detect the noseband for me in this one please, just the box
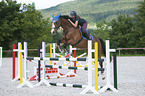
[53,22,60,31]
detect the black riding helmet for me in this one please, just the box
[70,11,77,16]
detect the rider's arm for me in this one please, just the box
[68,19,78,28]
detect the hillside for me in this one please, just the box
[40,0,143,23]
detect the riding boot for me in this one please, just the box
[82,32,85,37]
[84,32,90,40]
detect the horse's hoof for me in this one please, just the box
[102,77,105,80]
[101,72,105,80]
[65,51,69,55]
[60,50,64,54]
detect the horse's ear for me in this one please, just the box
[58,13,61,17]
[52,14,54,18]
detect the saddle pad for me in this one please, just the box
[79,29,93,40]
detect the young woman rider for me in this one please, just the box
[68,11,90,39]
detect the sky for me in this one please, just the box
[1,0,73,10]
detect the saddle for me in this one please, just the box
[79,28,93,40]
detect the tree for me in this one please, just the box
[94,19,111,40]
[109,14,136,48]
[20,3,52,49]
[0,0,52,52]
[134,1,145,47]
[0,0,21,49]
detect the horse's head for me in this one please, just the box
[51,13,61,35]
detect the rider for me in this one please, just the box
[68,11,90,39]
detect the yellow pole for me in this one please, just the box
[50,44,52,65]
[20,44,23,84]
[95,42,98,92]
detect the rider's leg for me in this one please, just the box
[82,23,89,39]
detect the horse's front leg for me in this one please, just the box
[63,43,70,54]
[57,38,66,53]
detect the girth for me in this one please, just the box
[72,37,83,47]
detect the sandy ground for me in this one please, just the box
[0,56,145,96]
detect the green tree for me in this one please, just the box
[20,3,52,49]
[109,15,136,48]
[94,20,111,40]
[134,1,145,47]
[0,0,21,49]
[0,0,52,51]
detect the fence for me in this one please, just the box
[2,48,145,57]
[3,49,38,57]
[117,48,145,56]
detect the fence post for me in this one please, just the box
[113,42,117,89]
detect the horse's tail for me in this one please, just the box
[99,38,106,57]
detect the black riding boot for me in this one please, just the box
[84,32,90,40]
[82,32,85,37]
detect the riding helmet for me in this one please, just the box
[70,11,77,16]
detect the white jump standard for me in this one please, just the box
[99,40,118,92]
[17,42,33,88]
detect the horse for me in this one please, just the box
[51,14,106,79]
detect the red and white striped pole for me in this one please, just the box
[12,44,15,79]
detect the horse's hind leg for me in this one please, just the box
[99,61,105,79]
[98,43,105,80]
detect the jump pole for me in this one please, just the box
[52,43,56,57]
[19,44,23,84]
[38,44,41,82]
[12,44,16,79]
[12,42,22,81]
[74,49,76,73]
[50,44,52,65]
[95,42,98,92]
[69,46,78,74]
[113,42,117,89]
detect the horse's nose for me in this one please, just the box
[51,29,54,34]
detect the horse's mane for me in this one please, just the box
[60,15,72,20]
[60,15,75,27]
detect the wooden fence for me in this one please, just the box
[117,48,145,56]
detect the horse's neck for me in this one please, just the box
[60,18,74,31]
[60,18,81,39]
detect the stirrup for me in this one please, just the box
[84,33,90,40]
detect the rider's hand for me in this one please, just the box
[68,19,71,21]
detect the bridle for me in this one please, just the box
[53,22,60,31]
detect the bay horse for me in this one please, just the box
[51,14,106,79]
